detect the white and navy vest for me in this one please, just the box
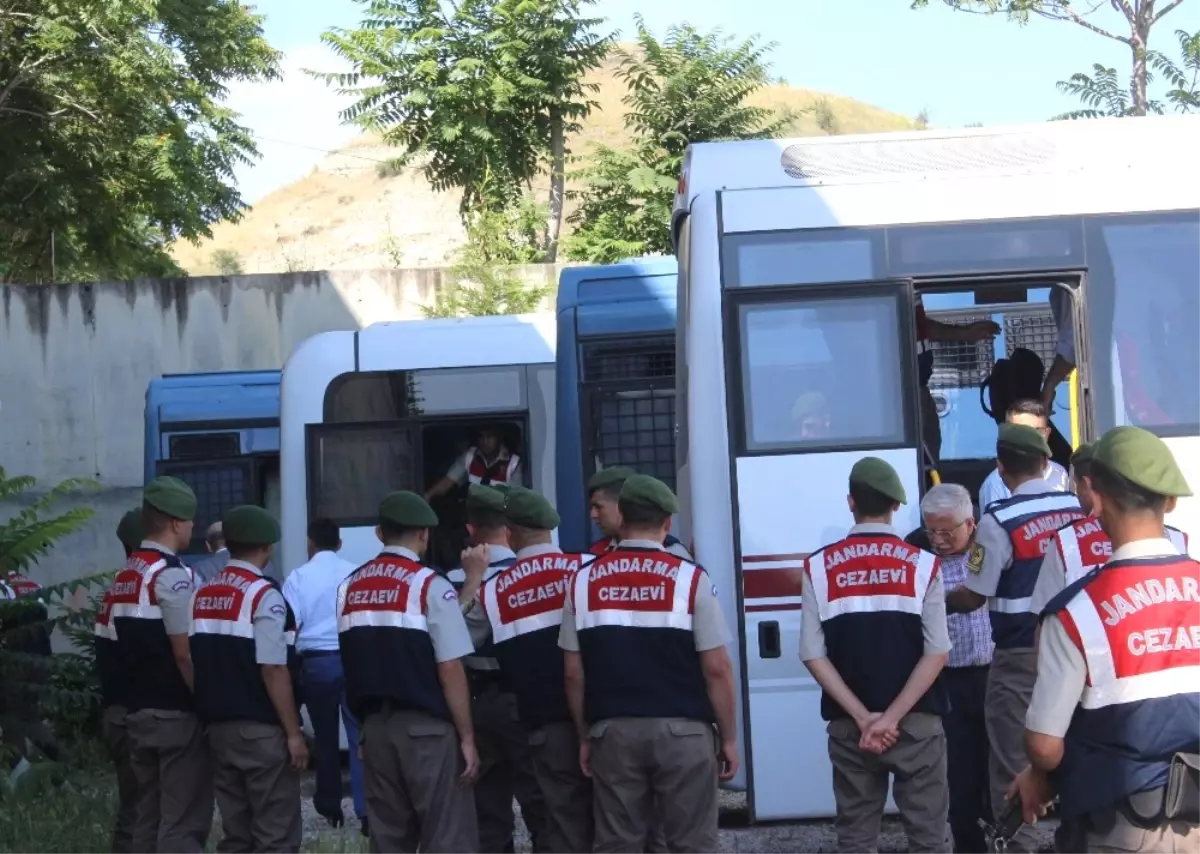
[568,547,712,723]
[190,562,299,725]
[807,533,947,720]
[337,551,449,721]
[109,548,195,713]
[92,581,128,708]
[1054,518,1189,586]
[480,550,592,729]
[989,492,1084,649]
[1047,555,1200,819]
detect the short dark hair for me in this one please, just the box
[308,518,340,551]
[466,506,506,532]
[1071,456,1092,479]
[226,541,265,560]
[1089,460,1168,515]
[1006,398,1048,423]
[997,445,1045,479]
[589,483,623,502]
[849,483,895,517]
[379,519,424,542]
[142,502,176,537]
[617,498,670,529]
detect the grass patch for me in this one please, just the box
[0,763,370,854]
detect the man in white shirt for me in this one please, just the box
[978,399,1070,510]
[282,519,365,835]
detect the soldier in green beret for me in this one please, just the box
[95,508,146,853]
[110,475,214,853]
[1031,439,1192,616]
[945,424,1084,853]
[188,505,306,852]
[452,484,547,853]
[799,457,951,852]
[559,474,736,852]
[585,466,693,562]
[1010,426,1199,851]
[336,491,480,853]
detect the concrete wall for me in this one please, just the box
[0,267,563,589]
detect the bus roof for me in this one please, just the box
[147,370,281,426]
[557,258,678,312]
[674,114,1200,222]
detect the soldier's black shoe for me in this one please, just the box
[360,816,370,838]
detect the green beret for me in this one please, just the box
[791,391,827,421]
[619,474,679,515]
[849,457,907,505]
[144,476,197,521]
[222,505,280,547]
[997,423,1051,458]
[1094,426,1192,498]
[587,466,636,494]
[1070,441,1096,469]
[466,484,507,514]
[116,508,145,550]
[503,487,560,530]
[379,491,439,529]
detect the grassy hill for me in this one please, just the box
[171,57,915,276]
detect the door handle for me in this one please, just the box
[758,620,781,659]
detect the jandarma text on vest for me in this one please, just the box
[1094,575,1199,627]
[590,556,682,579]
[823,540,920,569]
[495,555,581,594]
[1018,511,1085,546]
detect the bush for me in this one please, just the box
[211,249,245,276]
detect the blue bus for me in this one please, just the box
[554,258,680,551]
[144,371,282,556]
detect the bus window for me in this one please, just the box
[736,295,909,452]
[307,424,419,525]
[1089,213,1200,435]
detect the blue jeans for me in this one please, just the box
[301,653,365,821]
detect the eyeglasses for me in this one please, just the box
[924,519,968,539]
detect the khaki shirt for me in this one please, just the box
[965,479,1058,601]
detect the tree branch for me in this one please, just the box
[1107,0,1137,24]
[1151,0,1188,23]
[1035,1,1129,43]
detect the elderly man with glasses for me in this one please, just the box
[920,484,993,853]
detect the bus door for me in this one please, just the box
[727,280,924,820]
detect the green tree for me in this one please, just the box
[0,469,103,772]
[210,249,245,276]
[423,198,553,318]
[0,1,281,284]
[566,16,794,263]
[911,0,1192,116]
[1056,28,1200,117]
[316,0,610,259]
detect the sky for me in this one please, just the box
[225,0,1165,202]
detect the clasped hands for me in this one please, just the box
[856,711,900,755]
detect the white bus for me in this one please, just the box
[672,115,1200,820]
[279,314,557,576]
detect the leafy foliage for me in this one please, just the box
[911,0,1193,116]
[0,0,281,283]
[316,0,611,255]
[211,249,245,276]
[422,197,553,318]
[566,16,794,263]
[0,468,107,777]
[1054,29,1200,118]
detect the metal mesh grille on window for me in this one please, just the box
[317,430,415,522]
[169,433,239,460]
[1004,312,1059,366]
[780,133,1055,181]
[173,464,249,529]
[582,344,675,382]
[590,390,676,490]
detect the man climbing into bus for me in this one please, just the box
[914,294,1000,465]
[586,467,692,560]
[426,425,522,500]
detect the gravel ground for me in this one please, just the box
[299,774,1058,853]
